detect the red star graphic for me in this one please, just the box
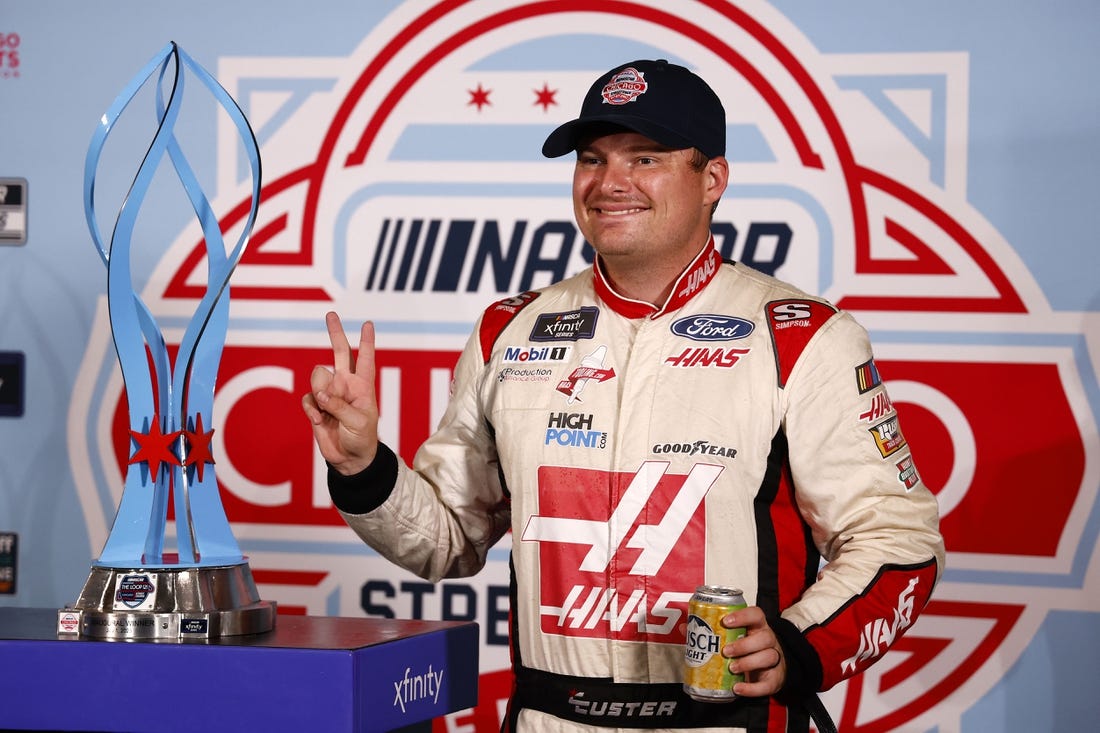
[183,412,216,482]
[129,416,182,481]
[467,83,492,111]
[534,83,558,112]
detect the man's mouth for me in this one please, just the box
[595,206,646,216]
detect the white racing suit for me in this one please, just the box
[329,243,945,732]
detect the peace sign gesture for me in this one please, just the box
[301,311,380,476]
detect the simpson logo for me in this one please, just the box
[531,307,599,342]
[664,347,750,368]
[869,415,907,458]
[769,301,813,323]
[602,67,647,104]
[670,314,754,341]
[492,291,539,315]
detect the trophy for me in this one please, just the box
[58,42,275,639]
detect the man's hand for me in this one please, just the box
[301,312,380,476]
[722,606,787,697]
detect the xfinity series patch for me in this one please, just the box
[670,314,754,341]
[531,307,599,342]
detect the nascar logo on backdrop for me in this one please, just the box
[69,1,1099,731]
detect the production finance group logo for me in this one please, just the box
[70,1,1099,731]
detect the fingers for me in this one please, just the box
[325,311,353,372]
[722,630,778,665]
[304,366,335,424]
[301,392,324,425]
[720,606,787,697]
[309,364,335,393]
[306,312,381,475]
[355,320,376,378]
[313,384,370,432]
[728,641,786,697]
[729,645,782,674]
[325,312,376,386]
[722,605,767,631]
[732,667,784,698]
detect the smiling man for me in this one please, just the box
[303,59,944,733]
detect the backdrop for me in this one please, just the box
[1,1,1098,731]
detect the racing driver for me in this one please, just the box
[303,59,945,732]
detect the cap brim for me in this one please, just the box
[542,115,697,158]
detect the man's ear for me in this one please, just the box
[704,155,730,210]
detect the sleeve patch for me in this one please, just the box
[806,560,939,690]
[766,299,838,388]
[855,359,883,393]
[478,291,540,364]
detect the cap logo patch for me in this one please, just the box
[601,67,648,105]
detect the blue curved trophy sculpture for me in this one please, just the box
[60,42,275,639]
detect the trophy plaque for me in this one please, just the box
[58,42,275,640]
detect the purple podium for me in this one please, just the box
[0,607,479,732]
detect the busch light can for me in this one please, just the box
[683,585,747,702]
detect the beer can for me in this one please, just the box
[683,585,747,702]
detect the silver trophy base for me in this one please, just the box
[58,562,276,640]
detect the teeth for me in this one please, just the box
[599,208,643,216]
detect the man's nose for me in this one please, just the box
[599,160,631,193]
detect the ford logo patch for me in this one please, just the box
[670,314,755,341]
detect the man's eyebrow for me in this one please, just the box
[578,142,678,155]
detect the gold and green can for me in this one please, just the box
[683,585,747,702]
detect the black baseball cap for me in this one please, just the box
[542,59,726,159]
